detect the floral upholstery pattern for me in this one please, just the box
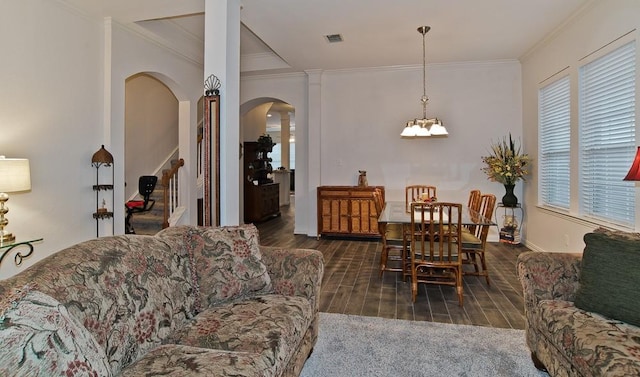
[0,235,196,375]
[0,226,323,376]
[167,295,312,376]
[120,344,274,377]
[259,246,325,314]
[535,300,640,376]
[158,225,272,312]
[518,250,640,377]
[0,288,112,377]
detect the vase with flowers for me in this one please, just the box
[481,134,531,207]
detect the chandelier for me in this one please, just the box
[400,26,448,138]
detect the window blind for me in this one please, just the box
[539,76,570,209]
[579,41,636,226]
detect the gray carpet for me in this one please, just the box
[300,313,550,377]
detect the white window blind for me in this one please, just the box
[539,76,571,209]
[579,41,636,227]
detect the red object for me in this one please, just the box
[126,200,145,209]
[624,146,640,181]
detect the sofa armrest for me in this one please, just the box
[517,251,582,313]
[259,246,324,313]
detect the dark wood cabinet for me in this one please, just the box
[317,186,384,238]
[245,183,280,222]
[244,141,280,222]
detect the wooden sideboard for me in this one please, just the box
[317,186,384,238]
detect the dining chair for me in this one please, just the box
[461,193,496,285]
[408,201,463,306]
[405,185,437,212]
[373,189,405,277]
[465,189,482,233]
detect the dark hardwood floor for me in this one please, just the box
[255,196,531,330]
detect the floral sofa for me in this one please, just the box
[0,224,324,377]
[517,228,640,376]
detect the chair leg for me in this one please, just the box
[456,269,464,307]
[411,269,418,302]
[125,211,135,234]
[379,246,388,278]
[479,252,490,285]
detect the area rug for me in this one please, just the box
[300,313,549,377]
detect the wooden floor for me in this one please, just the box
[255,197,531,330]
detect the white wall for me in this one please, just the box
[0,1,104,278]
[0,1,203,279]
[521,0,640,253]
[242,61,523,238]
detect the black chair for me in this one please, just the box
[125,175,158,234]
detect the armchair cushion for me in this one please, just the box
[574,230,640,327]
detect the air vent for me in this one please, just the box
[325,34,344,43]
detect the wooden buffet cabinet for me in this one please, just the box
[317,186,384,238]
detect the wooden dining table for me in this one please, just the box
[377,201,495,227]
[376,200,496,277]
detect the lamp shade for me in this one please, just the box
[623,146,640,181]
[0,156,31,193]
[91,145,113,165]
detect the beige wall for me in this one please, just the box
[125,74,179,200]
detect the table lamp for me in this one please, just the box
[0,156,31,242]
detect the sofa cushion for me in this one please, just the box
[574,231,640,326]
[0,235,196,375]
[167,294,312,376]
[120,344,274,377]
[186,225,272,310]
[0,286,112,377]
[535,299,640,376]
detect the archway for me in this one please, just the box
[122,71,197,233]
[240,98,296,225]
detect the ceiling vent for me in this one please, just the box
[325,34,344,43]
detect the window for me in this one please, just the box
[539,76,570,209]
[579,41,636,227]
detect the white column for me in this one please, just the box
[305,70,322,237]
[204,0,241,225]
[280,111,290,169]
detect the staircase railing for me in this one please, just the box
[161,158,185,229]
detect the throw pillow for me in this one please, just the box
[574,231,640,327]
[0,287,112,377]
[189,224,272,311]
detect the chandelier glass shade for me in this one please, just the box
[401,26,448,138]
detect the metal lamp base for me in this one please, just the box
[0,231,15,243]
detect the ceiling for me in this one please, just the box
[64,0,594,76]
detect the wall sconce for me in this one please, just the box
[0,156,31,242]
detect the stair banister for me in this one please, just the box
[161,158,185,229]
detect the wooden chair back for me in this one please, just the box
[472,194,496,247]
[466,189,482,232]
[405,185,437,212]
[409,201,463,305]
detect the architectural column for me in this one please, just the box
[280,111,290,169]
[305,69,322,236]
[204,0,241,225]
